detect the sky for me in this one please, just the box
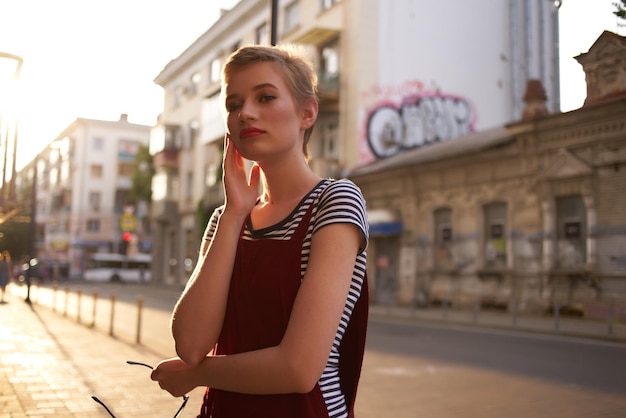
[0,0,623,171]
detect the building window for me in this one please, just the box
[188,119,200,149]
[152,172,167,201]
[434,208,453,270]
[556,195,587,267]
[321,44,339,76]
[484,202,507,269]
[89,191,101,212]
[173,85,184,107]
[205,162,220,187]
[284,2,300,32]
[90,164,103,178]
[188,71,201,96]
[118,162,134,177]
[86,219,100,232]
[210,58,221,84]
[185,171,193,201]
[255,22,268,45]
[321,0,340,11]
[92,137,105,151]
[315,120,338,160]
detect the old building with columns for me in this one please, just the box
[349,31,626,316]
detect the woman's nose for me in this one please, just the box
[238,102,257,122]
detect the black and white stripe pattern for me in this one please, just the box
[205,179,368,418]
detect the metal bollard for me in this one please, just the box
[63,286,69,317]
[472,299,479,323]
[608,300,614,336]
[52,282,58,312]
[77,288,82,324]
[109,293,116,337]
[553,302,560,331]
[136,297,144,345]
[91,290,98,328]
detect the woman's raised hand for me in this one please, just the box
[222,134,261,218]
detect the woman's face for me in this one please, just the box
[224,62,310,163]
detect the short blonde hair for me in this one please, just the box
[222,44,318,158]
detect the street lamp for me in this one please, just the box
[0,52,23,221]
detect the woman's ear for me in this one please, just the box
[300,98,318,130]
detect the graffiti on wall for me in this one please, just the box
[361,80,476,161]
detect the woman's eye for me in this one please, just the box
[226,103,241,112]
[259,94,275,103]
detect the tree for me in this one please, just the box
[615,0,626,21]
[129,144,154,204]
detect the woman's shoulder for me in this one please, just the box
[316,178,366,207]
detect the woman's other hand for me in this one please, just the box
[150,357,200,398]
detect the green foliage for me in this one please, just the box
[0,218,31,262]
[196,198,211,240]
[129,144,154,204]
[615,0,626,20]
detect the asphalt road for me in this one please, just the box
[26,281,626,417]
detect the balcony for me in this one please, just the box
[318,71,339,106]
[153,148,179,170]
[292,27,340,46]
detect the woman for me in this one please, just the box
[0,251,12,303]
[151,44,369,418]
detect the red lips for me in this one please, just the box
[240,127,265,139]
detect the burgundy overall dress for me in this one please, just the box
[199,202,368,418]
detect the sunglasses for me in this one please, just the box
[92,361,189,418]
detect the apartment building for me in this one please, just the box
[23,114,150,279]
[149,0,560,285]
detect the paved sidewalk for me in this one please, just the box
[1,282,624,417]
[0,285,204,417]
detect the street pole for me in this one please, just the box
[270,0,278,45]
[25,155,37,304]
[0,52,23,214]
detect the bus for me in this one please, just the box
[83,253,151,283]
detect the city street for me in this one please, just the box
[5,281,626,417]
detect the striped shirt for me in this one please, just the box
[204,178,368,418]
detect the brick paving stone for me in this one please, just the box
[0,286,202,417]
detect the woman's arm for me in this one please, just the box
[171,136,261,366]
[170,210,245,366]
[153,221,362,395]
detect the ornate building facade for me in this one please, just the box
[349,31,626,316]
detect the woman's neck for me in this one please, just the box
[259,159,321,206]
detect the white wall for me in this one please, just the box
[355,0,559,165]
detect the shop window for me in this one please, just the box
[556,195,587,268]
[484,202,507,269]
